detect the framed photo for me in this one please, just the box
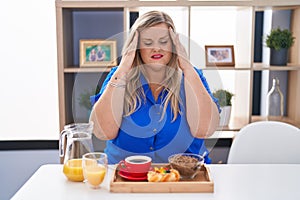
[80,39,117,67]
[205,45,235,67]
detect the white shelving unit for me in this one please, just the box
[55,0,300,131]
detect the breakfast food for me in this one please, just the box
[168,153,203,179]
[147,167,180,182]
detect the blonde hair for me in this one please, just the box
[123,11,182,121]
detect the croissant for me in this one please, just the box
[147,167,180,182]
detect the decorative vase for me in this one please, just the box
[219,106,231,126]
[266,77,284,120]
[270,48,288,66]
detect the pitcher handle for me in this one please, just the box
[59,130,68,157]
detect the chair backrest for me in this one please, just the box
[227,121,300,164]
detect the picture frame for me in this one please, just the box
[205,45,235,67]
[80,39,117,67]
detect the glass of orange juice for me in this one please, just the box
[82,152,108,189]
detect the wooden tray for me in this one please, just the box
[110,164,214,193]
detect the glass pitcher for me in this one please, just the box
[59,122,94,164]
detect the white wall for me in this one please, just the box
[0,0,59,199]
[0,0,59,140]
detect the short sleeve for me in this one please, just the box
[193,67,221,113]
[90,67,118,107]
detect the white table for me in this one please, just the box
[12,164,300,200]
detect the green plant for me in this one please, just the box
[213,89,234,107]
[266,28,295,50]
[78,86,100,110]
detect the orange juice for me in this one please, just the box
[84,166,106,187]
[63,159,84,182]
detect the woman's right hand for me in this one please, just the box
[118,31,139,72]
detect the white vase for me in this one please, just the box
[219,106,231,126]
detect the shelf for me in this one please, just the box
[55,1,254,8]
[251,115,300,128]
[201,66,251,71]
[63,63,300,73]
[64,67,111,73]
[217,117,250,131]
[253,63,300,71]
[216,115,300,132]
[209,131,236,139]
[56,0,300,8]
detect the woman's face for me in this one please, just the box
[139,23,173,68]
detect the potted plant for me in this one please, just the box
[78,89,93,111]
[213,89,234,126]
[266,28,295,66]
[78,86,100,119]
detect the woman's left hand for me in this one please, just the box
[169,27,193,71]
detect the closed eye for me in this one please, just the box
[144,42,152,46]
[159,38,170,45]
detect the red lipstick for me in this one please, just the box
[151,54,163,59]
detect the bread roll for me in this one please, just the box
[147,167,180,182]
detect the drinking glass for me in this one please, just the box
[82,152,108,189]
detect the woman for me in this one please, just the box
[90,11,220,164]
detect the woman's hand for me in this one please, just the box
[119,31,139,72]
[169,28,193,71]
[90,32,140,141]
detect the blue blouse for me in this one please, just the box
[91,67,220,164]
